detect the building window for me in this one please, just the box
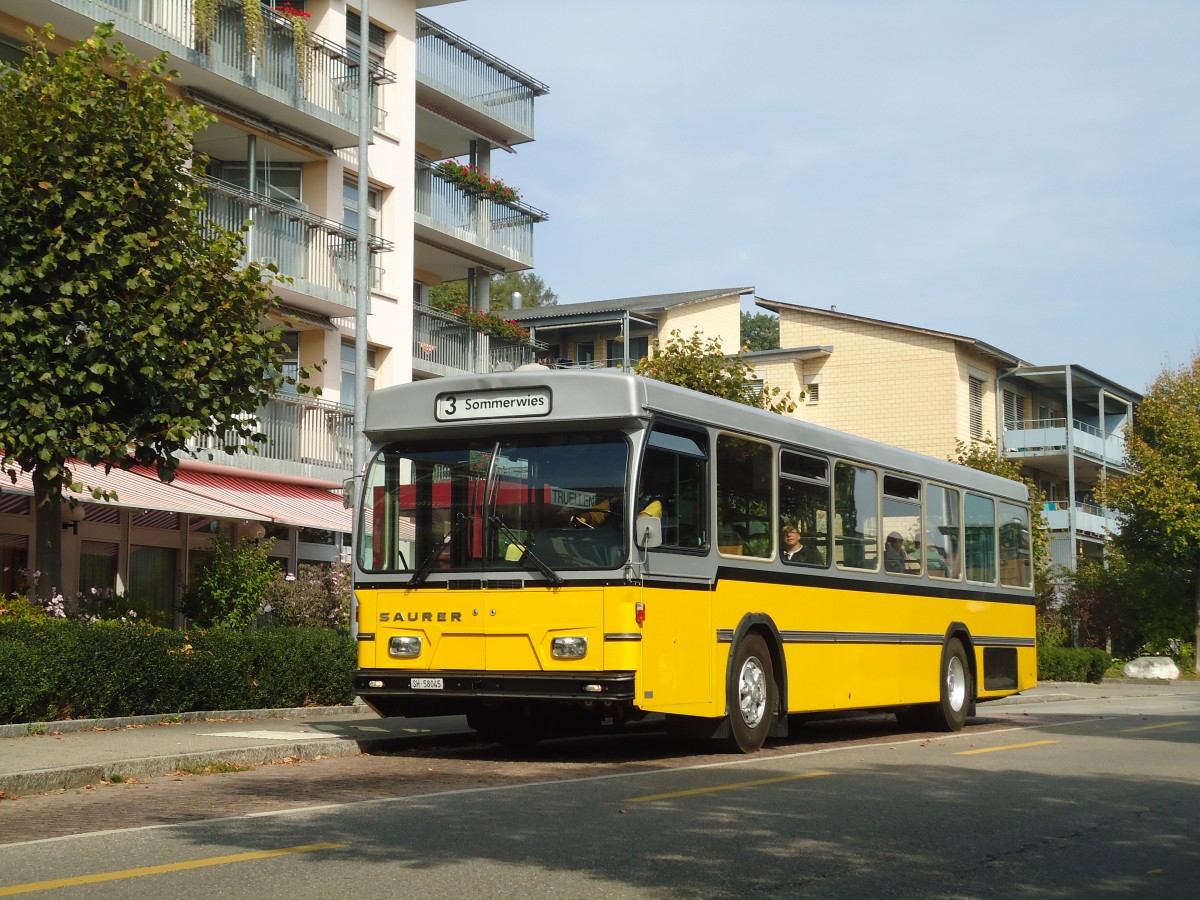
[346,9,388,128]
[79,540,119,596]
[577,341,594,367]
[130,546,179,626]
[0,534,30,598]
[1002,390,1025,429]
[969,375,985,439]
[606,336,648,367]
[0,34,26,70]
[341,340,377,410]
[342,176,381,238]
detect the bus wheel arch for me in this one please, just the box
[927,626,975,732]
[724,616,787,752]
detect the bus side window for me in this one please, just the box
[638,423,709,550]
[834,461,879,570]
[964,493,997,584]
[716,434,774,559]
[780,449,830,566]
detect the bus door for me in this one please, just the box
[633,423,715,714]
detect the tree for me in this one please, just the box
[740,311,779,352]
[634,329,796,415]
[0,26,294,597]
[952,436,1053,609]
[428,271,558,313]
[1105,352,1200,671]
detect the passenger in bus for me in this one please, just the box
[884,532,911,573]
[781,523,822,564]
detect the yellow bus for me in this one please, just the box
[353,369,1036,752]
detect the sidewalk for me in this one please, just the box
[1,680,1194,797]
[0,705,474,797]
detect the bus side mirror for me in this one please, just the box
[635,515,662,549]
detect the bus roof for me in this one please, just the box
[365,369,1028,503]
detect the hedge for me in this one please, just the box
[0,620,355,724]
[1037,646,1112,684]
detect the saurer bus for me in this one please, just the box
[352,369,1036,752]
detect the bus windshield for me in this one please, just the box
[359,431,630,577]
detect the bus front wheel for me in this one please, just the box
[926,637,971,732]
[725,634,775,753]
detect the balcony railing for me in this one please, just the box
[1003,418,1126,467]
[1042,501,1118,538]
[80,0,385,129]
[414,158,546,268]
[416,13,548,139]
[198,176,390,310]
[187,391,353,475]
[414,306,546,376]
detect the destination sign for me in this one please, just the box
[435,387,552,422]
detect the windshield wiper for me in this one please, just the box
[408,513,472,588]
[489,514,564,586]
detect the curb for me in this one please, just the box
[0,705,372,740]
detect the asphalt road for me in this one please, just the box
[1,685,1198,898]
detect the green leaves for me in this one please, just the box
[1,25,286,493]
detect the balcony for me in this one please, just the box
[1003,419,1126,469]
[414,158,546,280]
[198,176,390,316]
[415,13,548,156]
[187,391,353,483]
[413,306,546,377]
[24,0,392,148]
[1042,501,1118,539]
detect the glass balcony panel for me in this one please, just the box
[413,306,545,376]
[66,0,361,137]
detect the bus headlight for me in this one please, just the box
[551,636,588,659]
[389,635,422,658]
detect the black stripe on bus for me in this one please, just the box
[715,629,1035,648]
[704,565,1036,606]
[604,633,643,642]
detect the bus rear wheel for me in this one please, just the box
[926,637,971,732]
[725,634,775,753]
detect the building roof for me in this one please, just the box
[507,286,754,322]
[754,297,1026,369]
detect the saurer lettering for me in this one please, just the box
[379,611,463,623]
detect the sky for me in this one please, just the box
[429,0,1200,394]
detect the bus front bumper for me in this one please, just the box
[355,669,636,703]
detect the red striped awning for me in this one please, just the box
[157,470,351,534]
[1,464,268,522]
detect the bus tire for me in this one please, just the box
[725,633,775,753]
[926,637,971,732]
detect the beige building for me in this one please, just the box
[752,300,1140,570]
[506,287,750,369]
[1,1,546,616]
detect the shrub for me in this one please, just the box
[1038,646,1112,683]
[0,619,355,723]
[182,530,277,629]
[264,559,351,631]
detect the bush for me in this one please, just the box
[182,531,278,629]
[264,560,351,631]
[1038,646,1112,684]
[0,619,355,723]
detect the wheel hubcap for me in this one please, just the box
[946,655,966,712]
[738,656,767,728]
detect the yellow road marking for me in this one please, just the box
[955,740,1059,755]
[628,770,834,803]
[1123,721,1187,733]
[0,842,344,896]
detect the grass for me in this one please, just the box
[173,760,252,776]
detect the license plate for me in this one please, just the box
[410,678,443,690]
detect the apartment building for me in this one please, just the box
[751,300,1139,571]
[0,1,547,618]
